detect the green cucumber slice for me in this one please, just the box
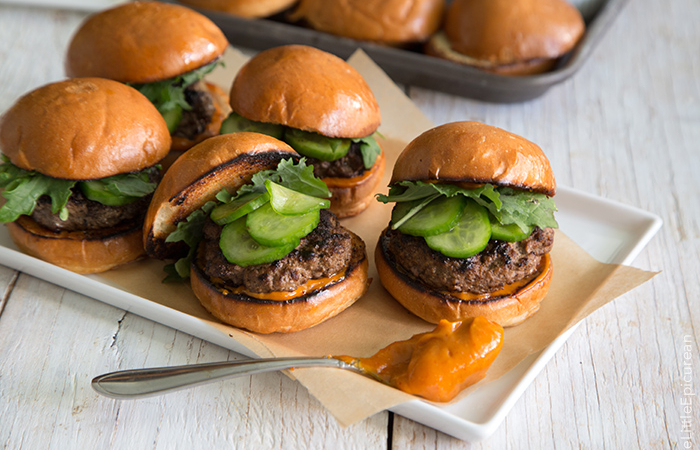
[425,200,491,258]
[219,217,297,267]
[246,203,319,247]
[490,217,533,242]
[284,128,351,161]
[266,180,329,215]
[397,195,467,237]
[79,180,139,206]
[210,191,270,225]
[220,111,285,139]
[161,105,183,133]
[391,194,439,230]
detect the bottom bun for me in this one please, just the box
[375,234,553,327]
[324,150,386,218]
[7,216,145,274]
[425,32,557,76]
[191,231,370,334]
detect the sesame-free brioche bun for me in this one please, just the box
[290,0,445,45]
[65,1,228,84]
[229,45,381,139]
[391,121,556,196]
[376,244,552,327]
[179,0,298,18]
[427,0,585,75]
[143,132,299,260]
[0,78,171,180]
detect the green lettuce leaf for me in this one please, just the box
[356,134,382,170]
[377,181,558,231]
[163,201,217,281]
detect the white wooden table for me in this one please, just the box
[0,1,698,448]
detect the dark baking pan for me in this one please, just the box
[173,0,628,103]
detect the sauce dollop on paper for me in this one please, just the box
[338,317,504,402]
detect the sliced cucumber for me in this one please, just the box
[266,180,329,215]
[397,195,467,237]
[79,180,139,206]
[210,191,270,225]
[220,111,285,139]
[391,194,439,230]
[284,128,351,161]
[219,217,297,267]
[425,200,491,258]
[161,105,183,133]
[490,217,533,242]
[246,203,319,247]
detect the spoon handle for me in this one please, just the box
[92,357,356,399]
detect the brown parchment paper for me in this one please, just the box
[99,48,657,427]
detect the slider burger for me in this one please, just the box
[375,122,558,327]
[178,0,299,18]
[65,1,230,160]
[143,132,370,333]
[220,45,385,218]
[0,78,171,273]
[289,0,445,46]
[426,0,585,75]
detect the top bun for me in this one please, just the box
[444,0,584,67]
[290,0,445,45]
[178,0,298,18]
[143,132,298,259]
[391,121,556,195]
[229,45,380,138]
[0,78,171,180]
[65,1,229,84]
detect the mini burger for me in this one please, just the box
[289,0,445,46]
[426,0,585,75]
[0,78,171,273]
[65,1,230,158]
[143,132,369,333]
[220,45,385,218]
[375,121,558,327]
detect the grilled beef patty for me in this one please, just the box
[31,189,151,232]
[173,81,216,140]
[380,226,554,294]
[307,141,366,179]
[197,209,358,293]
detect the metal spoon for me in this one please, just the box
[92,357,362,399]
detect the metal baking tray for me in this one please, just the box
[173,0,628,103]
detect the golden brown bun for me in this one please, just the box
[290,0,445,45]
[143,132,298,259]
[65,1,228,84]
[0,78,171,180]
[8,217,145,274]
[179,0,298,18]
[376,238,553,327]
[323,148,385,218]
[426,32,557,76]
[162,81,232,167]
[191,231,370,333]
[229,45,380,139]
[391,121,556,195]
[435,0,584,73]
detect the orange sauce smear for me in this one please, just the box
[222,271,345,301]
[337,317,504,402]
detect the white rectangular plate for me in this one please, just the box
[0,185,662,442]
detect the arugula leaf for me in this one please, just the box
[79,167,159,204]
[163,201,216,281]
[131,60,221,131]
[0,162,75,223]
[377,181,558,231]
[356,134,382,170]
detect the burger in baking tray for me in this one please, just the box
[427,0,586,75]
[143,132,369,333]
[0,78,171,273]
[375,121,558,327]
[65,1,230,160]
[219,45,385,218]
